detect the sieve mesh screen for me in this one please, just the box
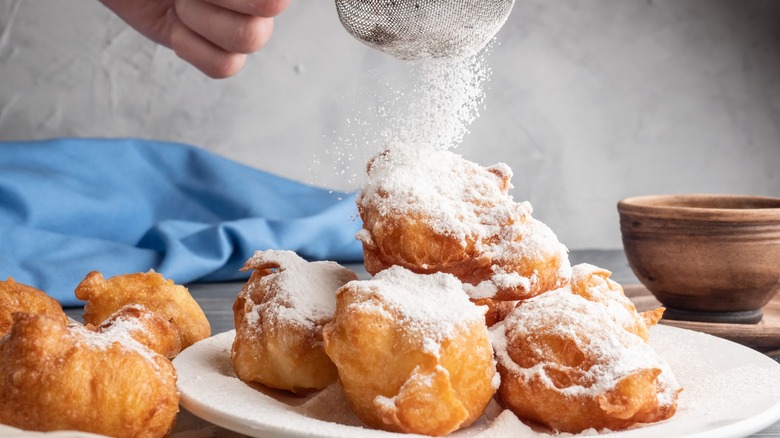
[335,0,515,60]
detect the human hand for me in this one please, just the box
[99,0,291,78]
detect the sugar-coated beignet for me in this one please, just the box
[75,270,210,350]
[232,250,358,393]
[491,286,680,433]
[569,263,663,342]
[471,297,518,327]
[357,145,570,301]
[91,304,184,359]
[0,277,67,336]
[0,313,179,438]
[323,266,497,436]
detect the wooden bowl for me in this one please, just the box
[618,194,780,324]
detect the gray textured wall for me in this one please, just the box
[1,0,779,249]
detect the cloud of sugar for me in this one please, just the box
[314,46,492,189]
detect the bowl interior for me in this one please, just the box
[618,194,780,221]
[625,194,780,210]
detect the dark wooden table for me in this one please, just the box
[65,249,780,437]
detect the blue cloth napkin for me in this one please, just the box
[0,138,364,306]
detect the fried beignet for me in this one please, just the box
[357,145,570,301]
[0,313,179,438]
[323,266,497,436]
[75,270,210,350]
[492,287,680,433]
[471,297,518,327]
[92,304,183,359]
[0,277,67,336]
[232,250,358,394]
[569,263,664,342]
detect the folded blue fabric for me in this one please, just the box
[0,138,364,306]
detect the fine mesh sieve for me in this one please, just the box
[335,0,516,60]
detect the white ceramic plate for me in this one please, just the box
[173,326,780,438]
[0,425,106,438]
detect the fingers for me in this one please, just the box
[202,0,292,17]
[175,0,274,54]
[170,0,288,78]
[167,7,249,78]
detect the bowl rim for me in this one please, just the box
[617,194,780,222]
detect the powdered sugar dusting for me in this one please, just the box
[489,218,568,266]
[71,312,161,369]
[342,266,486,345]
[358,145,529,243]
[570,263,648,336]
[463,281,500,300]
[491,288,680,405]
[240,250,357,335]
[357,144,569,299]
[648,326,780,417]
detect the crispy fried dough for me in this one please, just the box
[323,266,497,436]
[232,250,357,394]
[0,277,67,336]
[491,268,680,433]
[357,146,570,301]
[75,270,209,350]
[0,313,179,438]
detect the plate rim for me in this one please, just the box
[173,326,780,438]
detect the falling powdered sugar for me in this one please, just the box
[381,53,492,151]
[315,49,492,188]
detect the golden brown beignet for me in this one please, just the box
[91,303,183,359]
[0,313,179,438]
[323,266,497,436]
[0,277,67,336]
[569,263,664,342]
[75,270,210,350]
[471,297,518,327]
[232,250,357,393]
[357,145,570,301]
[491,281,680,433]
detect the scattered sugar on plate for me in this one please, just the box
[172,325,780,437]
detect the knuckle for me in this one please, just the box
[231,18,271,53]
[174,0,192,19]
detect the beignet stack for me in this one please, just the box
[230,144,681,436]
[356,145,571,302]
